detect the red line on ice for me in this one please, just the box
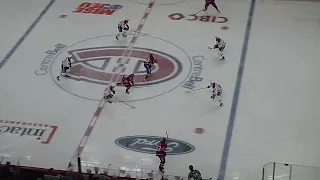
[69,0,156,165]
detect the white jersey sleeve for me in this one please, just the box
[62,58,71,68]
[118,21,127,29]
[217,39,226,48]
[213,84,222,96]
[105,87,115,96]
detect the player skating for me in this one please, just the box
[207,82,223,107]
[121,74,134,94]
[56,55,72,81]
[188,165,202,180]
[144,54,157,81]
[104,84,116,103]
[203,0,220,12]
[212,37,226,60]
[116,19,129,40]
[156,138,167,173]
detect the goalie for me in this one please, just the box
[116,19,129,40]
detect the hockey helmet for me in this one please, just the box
[189,165,194,171]
[162,137,166,142]
[67,54,73,61]
[124,19,129,24]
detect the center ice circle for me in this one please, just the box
[49,34,192,102]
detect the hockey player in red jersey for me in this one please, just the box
[204,0,220,12]
[122,74,134,94]
[156,138,167,173]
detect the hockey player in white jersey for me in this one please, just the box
[56,55,72,81]
[104,84,116,103]
[213,37,226,60]
[116,19,129,40]
[207,82,223,107]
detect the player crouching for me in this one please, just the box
[56,55,72,81]
[156,138,167,173]
[144,54,157,81]
[207,82,223,107]
[122,74,134,94]
[211,37,226,60]
[104,84,116,103]
[116,19,129,40]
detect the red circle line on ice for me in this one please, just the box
[49,35,193,102]
[68,46,182,86]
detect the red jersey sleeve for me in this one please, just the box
[156,142,167,156]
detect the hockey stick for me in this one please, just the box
[185,87,207,93]
[208,45,214,49]
[115,98,136,109]
[192,8,205,15]
[129,30,150,36]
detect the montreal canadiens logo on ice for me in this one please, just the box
[115,135,195,155]
[67,46,182,86]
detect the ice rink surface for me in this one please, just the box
[0,0,320,179]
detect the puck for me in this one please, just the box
[59,14,68,18]
[221,26,229,30]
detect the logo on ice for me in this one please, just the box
[68,46,182,86]
[0,120,58,144]
[115,135,195,155]
[73,2,123,16]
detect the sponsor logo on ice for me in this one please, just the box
[73,2,123,16]
[67,46,182,86]
[115,135,195,155]
[0,120,58,144]
[35,44,66,76]
[168,12,228,24]
[182,55,205,90]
